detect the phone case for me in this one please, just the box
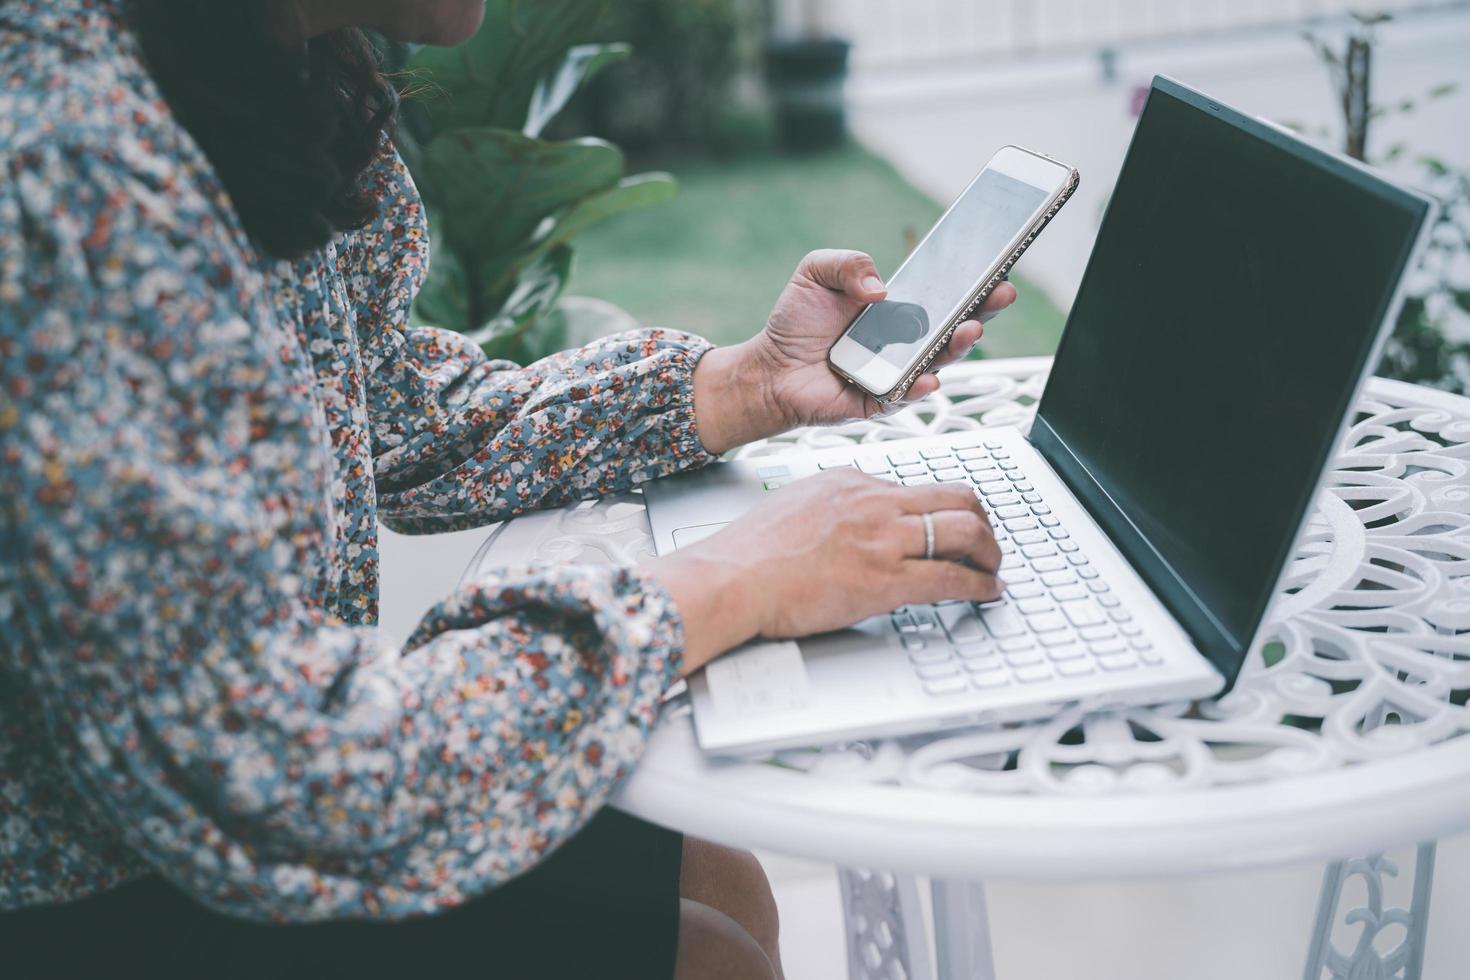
[831,164,1081,404]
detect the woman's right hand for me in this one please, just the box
[647,469,1005,675]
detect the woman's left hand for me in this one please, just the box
[693,249,1018,454]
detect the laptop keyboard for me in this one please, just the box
[819,438,1166,697]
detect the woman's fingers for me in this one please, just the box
[928,320,985,371]
[978,280,1018,322]
[895,482,991,523]
[904,510,1002,572]
[797,249,887,302]
[899,558,1005,605]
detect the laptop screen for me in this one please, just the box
[1031,77,1429,686]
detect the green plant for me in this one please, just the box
[561,0,749,156]
[1302,13,1470,393]
[379,1,678,361]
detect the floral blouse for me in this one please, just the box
[0,0,716,920]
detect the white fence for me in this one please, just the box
[772,0,1469,67]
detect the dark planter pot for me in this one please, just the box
[764,38,851,152]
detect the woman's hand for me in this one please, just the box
[647,470,1004,674]
[693,250,1018,454]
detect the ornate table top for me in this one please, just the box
[465,357,1470,879]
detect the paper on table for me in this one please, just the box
[705,640,811,717]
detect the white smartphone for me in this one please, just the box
[828,145,1079,402]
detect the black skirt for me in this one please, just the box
[2,807,683,980]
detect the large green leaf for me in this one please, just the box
[408,0,610,134]
[420,128,624,264]
[524,43,630,138]
[468,245,574,353]
[496,172,677,293]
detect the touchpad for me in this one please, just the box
[672,522,730,549]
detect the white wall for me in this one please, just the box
[775,0,1465,65]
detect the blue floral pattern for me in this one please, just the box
[0,0,715,920]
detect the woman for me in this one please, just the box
[0,0,1011,976]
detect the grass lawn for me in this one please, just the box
[566,142,1066,359]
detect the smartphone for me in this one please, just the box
[828,145,1079,402]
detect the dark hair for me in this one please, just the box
[133,2,398,260]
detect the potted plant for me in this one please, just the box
[378,0,678,363]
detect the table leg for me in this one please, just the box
[1301,842,1437,980]
[838,868,934,980]
[931,878,998,980]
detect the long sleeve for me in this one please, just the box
[344,153,719,534]
[0,141,685,919]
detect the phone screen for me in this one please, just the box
[847,169,1051,368]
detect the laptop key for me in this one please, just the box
[1079,625,1115,641]
[1088,639,1127,655]
[900,634,926,651]
[1013,530,1047,545]
[1032,557,1067,572]
[1015,597,1054,615]
[1026,612,1068,633]
[1005,582,1045,599]
[1052,585,1088,602]
[1045,642,1087,661]
[1014,664,1055,683]
[857,456,891,474]
[1003,517,1038,532]
[895,463,926,477]
[1057,660,1096,677]
[1120,623,1143,636]
[1097,654,1138,672]
[817,460,853,470]
[908,648,955,666]
[987,493,1021,507]
[1108,608,1132,622]
[956,447,988,461]
[1004,649,1044,667]
[979,604,1027,638]
[1040,570,1077,588]
[940,607,986,643]
[999,636,1035,652]
[977,480,1011,495]
[1039,516,1061,527]
[964,656,1005,673]
[888,449,921,466]
[924,678,970,696]
[1013,482,1035,492]
[935,468,967,482]
[994,505,1029,520]
[917,663,962,680]
[1031,504,1052,515]
[971,672,1010,690]
[1021,492,1043,503]
[1062,602,1106,628]
[1130,638,1154,651]
[902,475,937,487]
[920,446,952,459]
[1020,544,1058,560]
[1087,580,1110,593]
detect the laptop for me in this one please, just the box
[644,76,1434,756]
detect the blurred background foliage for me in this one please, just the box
[384,0,1465,393]
[1303,12,1470,393]
[382,0,1061,368]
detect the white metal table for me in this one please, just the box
[463,357,1470,980]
